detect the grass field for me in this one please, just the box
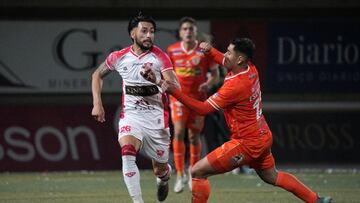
[1,169,359,203]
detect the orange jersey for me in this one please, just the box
[207,62,270,140]
[167,41,216,100]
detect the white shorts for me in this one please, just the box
[118,123,170,163]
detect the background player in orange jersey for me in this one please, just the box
[141,38,331,203]
[166,17,219,193]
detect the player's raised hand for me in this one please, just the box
[198,82,209,93]
[161,80,178,94]
[140,64,157,83]
[199,42,212,53]
[91,104,105,123]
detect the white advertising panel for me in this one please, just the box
[0,21,210,93]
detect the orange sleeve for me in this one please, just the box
[172,89,216,116]
[207,47,225,66]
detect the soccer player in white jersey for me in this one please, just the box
[91,13,179,203]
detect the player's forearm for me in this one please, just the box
[208,48,225,66]
[206,73,219,87]
[205,66,220,88]
[162,69,181,90]
[171,89,215,116]
[91,71,104,106]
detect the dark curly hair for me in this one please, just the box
[127,12,156,35]
[231,38,255,59]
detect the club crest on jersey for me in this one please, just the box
[191,56,200,66]
[156,149,165,158]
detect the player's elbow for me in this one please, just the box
[92,69,101,81]
[193,104,213,116]
[197,110,209,116]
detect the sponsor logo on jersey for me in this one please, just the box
[175,67,201,77]
[134,99,156,111]
[125,85,159,96]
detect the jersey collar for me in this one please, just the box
[225,65,250,81]
[130,46,151,59]
[180,41,198,55]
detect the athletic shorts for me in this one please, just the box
[170,97,204,133]
[207,131,275,172]
[118,123,170,164]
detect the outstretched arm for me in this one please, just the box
[91,62,112,122]
[140,65,180,89]
[199,42,225,66]
[161,81,216,116]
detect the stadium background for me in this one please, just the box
[1,0,360,172]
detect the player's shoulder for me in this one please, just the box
[109,46,132,59]
[150,45,167,55]
[167,42,182,52]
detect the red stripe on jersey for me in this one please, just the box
[161,93,170,128]
[120,82,125,119]
[152,46,173,71]
[105,46,131,70]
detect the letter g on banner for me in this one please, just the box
[54,28,102,71]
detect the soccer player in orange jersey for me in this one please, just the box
[166,17,219,193]
[141,38,331,203]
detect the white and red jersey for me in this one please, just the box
[105,45,173,130]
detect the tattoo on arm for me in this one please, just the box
[98,64,112,78]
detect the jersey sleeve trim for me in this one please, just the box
[105,59,114,70]
[161,67,174,72]
[207,97,221,110]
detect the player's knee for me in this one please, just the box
[174,126,186,139]
[188,134,200,145]
[153,167,164,176]
[191,164,206,178]
[257,170,277,185]
[174,131,185,140]
[121,144,137,157]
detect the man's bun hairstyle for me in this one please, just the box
[128,11,156,35]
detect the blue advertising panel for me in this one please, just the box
[267,22,360,93]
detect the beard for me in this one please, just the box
[135,37,153,51]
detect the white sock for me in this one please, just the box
[122,155,143,203]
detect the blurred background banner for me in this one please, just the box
[268,111,359,163]
[0,105,152,171]
[211,20,360,93]
[0,21,209,93]
[267,22,360,93]
[1,106,358,171]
